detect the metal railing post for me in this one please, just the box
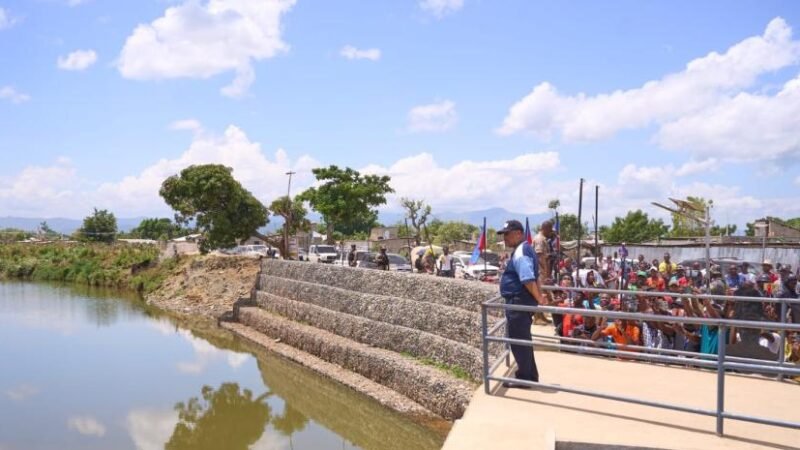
[716,324,727,436]
[481,302,490,394]
[778,300,788,382]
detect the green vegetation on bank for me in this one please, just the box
[0,243,176,294]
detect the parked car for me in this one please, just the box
[358,252,412,272]
[452,252,500,279]
[678,258,759,277]
[307,244,339,263]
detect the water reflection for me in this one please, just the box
[0,282,446,450]
[166,383,272,450]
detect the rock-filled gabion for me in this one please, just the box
[260,259,498,313]
[255,291,484,380]
[258,274,487,348]
[238,307,473,420]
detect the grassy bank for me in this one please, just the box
[0,242,177,294]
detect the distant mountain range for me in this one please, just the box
[1,208,551,235]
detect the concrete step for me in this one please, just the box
[257,274,491,349]
[235,306,475,420]
[254,290,483,380]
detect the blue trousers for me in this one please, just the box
[505,294,539,382]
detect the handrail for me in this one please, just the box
[481,287,800,438]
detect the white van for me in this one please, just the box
[308,244,339,263]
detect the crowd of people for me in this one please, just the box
[532,244,800,368]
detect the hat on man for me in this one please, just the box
[763,259,773,266]
[779,265,791,273]
[497,220,524,234]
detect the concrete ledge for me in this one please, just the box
[237,306,474,420]
[257,274,490,349]
[254,290,484,380]
[261,259,497,312]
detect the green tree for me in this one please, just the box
[557,213,588,242]
[159,164,269,253]
[38,221,59,238]
[400,197,432,246]
[745,222,756,237]
[670,196,712,237]
[433,221,478,245]
[130,217,191,240]
[166,383,271,450]
[269,195,310,256]
[601,210,669,243]
[547,199,560,211]
[710,224,737,236]
[298,166,393,243]
[78,208,117,243]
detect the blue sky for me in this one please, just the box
[1,0,799,230]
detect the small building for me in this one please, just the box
[370,226,400,241]
[753,217,800,239]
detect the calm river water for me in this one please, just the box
[0,282,445,450]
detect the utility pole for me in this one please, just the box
[576,178,584,287]
[594,185,599,268]
[285,171,296,259]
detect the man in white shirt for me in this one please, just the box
[437,246,455,277]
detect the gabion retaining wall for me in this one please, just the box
[257,275,487,348]
[255,291,483,379]
[239,307,473,420]
[260,259,497,312]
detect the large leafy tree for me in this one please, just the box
[400,197,432,246]
[433,221,478,245]
[78,208,117,243]
[298,166,393,243]
[602,210,669,243]
[166,383,271,450]
[130,217,192,240]
[670,196,712,237]
[556,213,588,242]
[160,164,269,253]
[710,224,737,236]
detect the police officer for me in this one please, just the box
[497,219,548,388]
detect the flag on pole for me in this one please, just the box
[525,217,533,245]
[470,225,486,264]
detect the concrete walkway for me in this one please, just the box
[444,340,800,449]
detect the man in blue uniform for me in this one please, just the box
[497,219,548,388]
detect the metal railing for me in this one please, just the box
[480,285,800,437]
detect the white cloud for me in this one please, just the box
[5,384,39,401]
[675,158,718,177]
[67,416,106,437]
[407,100,457,132]
[0,7,19,30]
[0,157,79,216]
[361,152,560,212]
[169,119,203,133]
[656,73,800,162]
[795,176,800,186]
[0,125,318,218]
[127,409,179,450]
[340,45,381,61]
[57,49,98,71]
[175,329,251,374]
[117,0,295,98]
[497,17,800,142]
[95,124,319,216]
[0,86,30,104]
[419,0,464,18]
